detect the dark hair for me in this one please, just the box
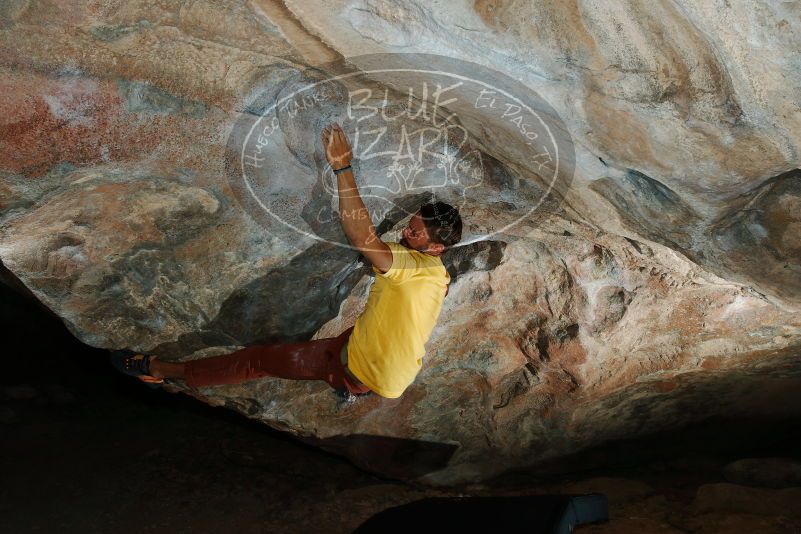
[419,201,462,249]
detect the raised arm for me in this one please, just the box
[321,123,393,273]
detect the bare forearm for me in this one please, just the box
[337,169,377,247]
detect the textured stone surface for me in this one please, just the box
[692,483,801,517]
[1,1,800,485]
[723,457,801,489]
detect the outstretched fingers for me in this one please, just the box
[321,123,353,170]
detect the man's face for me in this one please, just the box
[400,212,436,253]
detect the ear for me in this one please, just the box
[427,242,445,256]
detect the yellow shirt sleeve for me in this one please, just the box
[374,242,417,283]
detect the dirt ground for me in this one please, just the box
[2,282,800,533]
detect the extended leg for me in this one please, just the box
[151,328,359,392]
[149,359,186,380]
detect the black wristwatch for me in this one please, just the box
[333,164,352,175]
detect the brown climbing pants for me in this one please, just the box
[183,326,371,395]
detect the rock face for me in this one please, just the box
[1,1,800,485]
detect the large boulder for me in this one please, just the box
[1,0,799,484]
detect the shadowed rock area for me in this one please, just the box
[3,279,800,533]
[1,0,800,490]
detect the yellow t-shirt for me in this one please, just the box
[347,241,450,398]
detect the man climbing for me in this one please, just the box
[112,122,462,399]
